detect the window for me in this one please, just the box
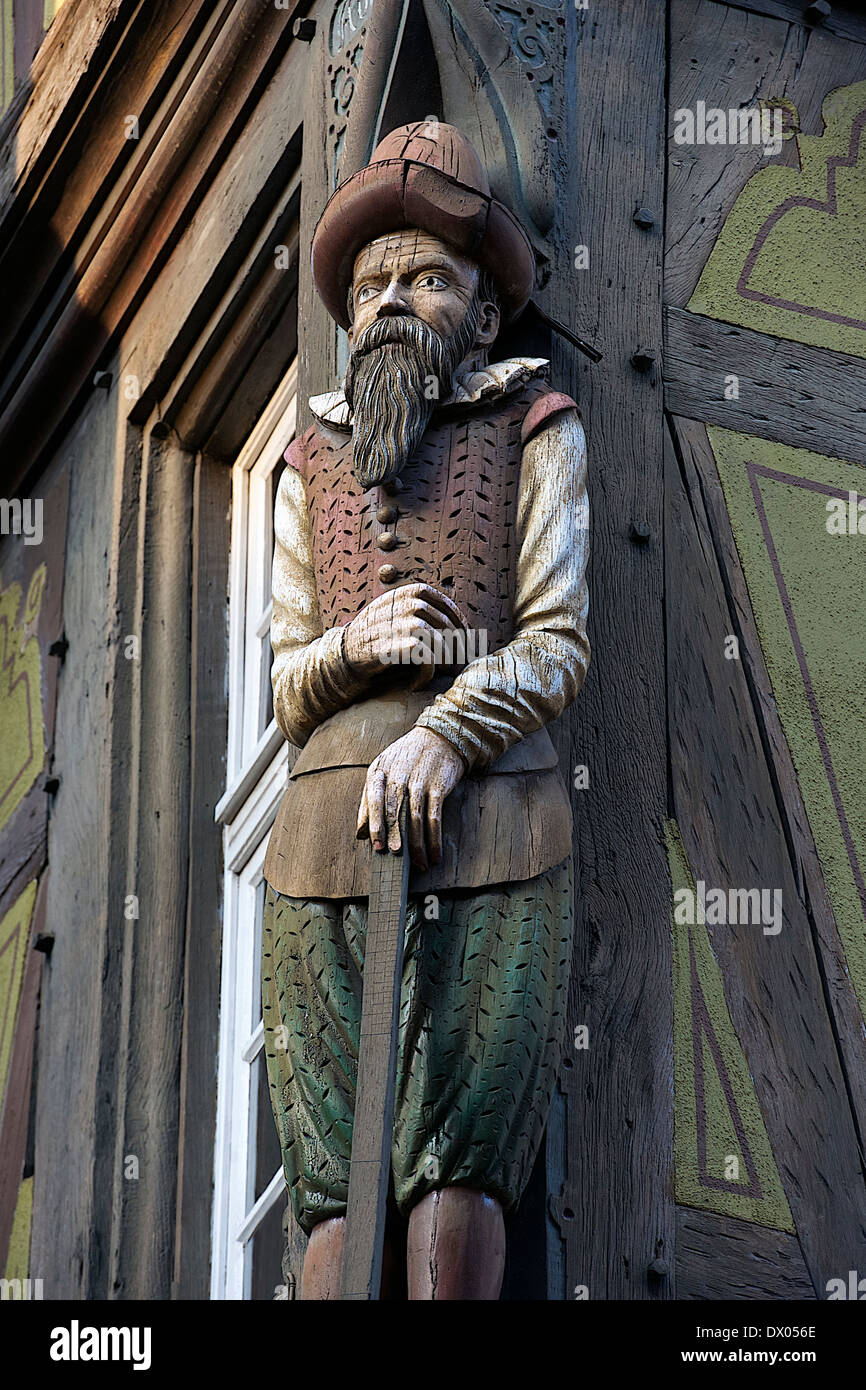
[211,361,297,1300]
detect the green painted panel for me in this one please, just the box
[0,879,36,1105]
[0,566,47,832]
[690,81,866,360]
[1,0,13,114]
[709,427,866,1017]
[4,1176,33,1281]
[666,820,794,1232]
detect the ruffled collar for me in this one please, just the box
[308,357,549,434]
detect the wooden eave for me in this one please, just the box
[0,0,310,492]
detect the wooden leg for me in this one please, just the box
[301,1215,404,1299]
[301,1216,345,1300]
[406,1188,505,1300]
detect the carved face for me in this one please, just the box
[347,230,499,350]
[343,231,500,490]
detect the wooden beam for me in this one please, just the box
[671,414,866,1150]
[548,0,674,1300]
[676,1207,814,1299]
[705,0,866,45]
[665,413,866,1294]
[113,432,193,1299]
[28,381,131,1298]
[0,0,297,491]
[172,454,231,1299]
[666,1,866,311]
[665,306,866,467]
[0,0,208,369]
[0,0,129,212]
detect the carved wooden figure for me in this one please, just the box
[261,121,589,1300]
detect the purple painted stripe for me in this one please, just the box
[0,615,37,817]
[689,932,762,1200]
[736,109,866,332]
[0,923,22,1081]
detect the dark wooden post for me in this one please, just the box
[548,0,675,1300]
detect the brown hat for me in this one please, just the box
[311,121,537,330]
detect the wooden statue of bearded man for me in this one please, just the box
[261,121,590,1300]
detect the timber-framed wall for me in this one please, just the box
[0,0,864,1302]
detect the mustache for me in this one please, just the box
[345,314,448,376]
[344,301,480,490]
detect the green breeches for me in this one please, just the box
[261,859,573,1234]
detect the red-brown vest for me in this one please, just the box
[265,376,579,899]
[285,377,577,647]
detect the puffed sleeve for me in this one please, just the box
[270,462,367,747]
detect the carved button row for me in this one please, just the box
[376,505,396,524]
[378,564,398,584]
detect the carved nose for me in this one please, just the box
[377,282,409,316]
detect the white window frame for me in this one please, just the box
[211,361,297,1300]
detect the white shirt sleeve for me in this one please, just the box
[270,464,366,747]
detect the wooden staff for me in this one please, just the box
[341,801,410,1299]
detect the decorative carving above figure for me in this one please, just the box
[485,0,562,125]
[329,0,557,261]
[327,34,368,188]
[421,0,555,249]
[330,0,374,54]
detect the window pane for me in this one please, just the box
[262,466,277,596]
[253,1050,282,1203]
[249,1189,287,1301]
[252,879,266,1031]
[259,634,274,736]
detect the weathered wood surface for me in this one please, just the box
[0,884,44,1272]
[0,0,127,211]
[0,458,68,904]
[13,0,865,1307]
[108,433,193,1299]
[29,384,121,1297]
[676,1208,814,1300]
[664,415,866,1295]
[0,0,206,377]
[547,0,675,1300]
[172,455,231,1299]
[420,0,555,255]
[341,806,410,1301]
[667,0,866,310]
[0,0,297,490]
[168,212,300,457]
[268,764,571,899]
[671,416,866,1145]
[123,45,306,432]
[706,0,866,45]
[295,6,342,439]
[665,307,866,467]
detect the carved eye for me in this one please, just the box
[415,273,448,291]
[355,284,378,304]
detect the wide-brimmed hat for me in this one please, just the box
[311,121,537,329]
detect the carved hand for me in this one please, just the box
[356,726,466,870]
[343,582,465,679]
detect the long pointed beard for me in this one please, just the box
[343,302,479,490]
